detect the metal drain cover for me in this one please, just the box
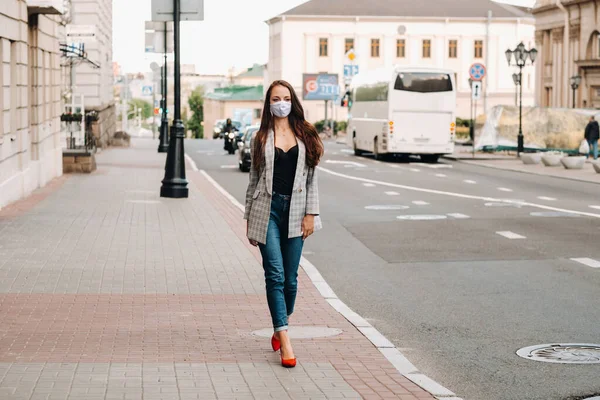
[252,326,342,339]
[517,343,600,364]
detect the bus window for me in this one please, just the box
[394,73,453,93]
[355,82,389,102]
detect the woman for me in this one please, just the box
[244,80,323,368]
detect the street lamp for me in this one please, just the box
[512,73,520,106]
[505,42,537,156]
[158,22,169,153]
[468,78,474,142]
[570,75,582,109]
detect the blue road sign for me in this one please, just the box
[302,74,340,101]
[142,86,153,96]
[343,65,359,77]
[469,63,486,81]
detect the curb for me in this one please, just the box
[185,154,461,400]
[444,156,600,186]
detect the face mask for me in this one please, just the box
[270,101,292,118]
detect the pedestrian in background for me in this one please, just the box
[244,80,323,368]
[584,115,599,160]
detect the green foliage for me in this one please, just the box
[129,99,152,120]
[314,120,348,134]
[455,118,472,128]
[187,86,204,139]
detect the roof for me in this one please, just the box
[276,0,531,19]
[204,85,264,102]
[237,64,266,78]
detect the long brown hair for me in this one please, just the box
[253,80,324,170]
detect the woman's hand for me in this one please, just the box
[247,221,258,247]
[302,215,315,240]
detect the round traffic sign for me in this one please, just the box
[469,63,486,81]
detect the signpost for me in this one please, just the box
[142,86,154,97]
[145,21,174,54]
[468,63,486,158]
[303,74,340,132]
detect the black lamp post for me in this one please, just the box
[160,0,188,198]
[157,25,169,154]
[505,42,537,156]
[570,75,582,109]
[468,78,474,143]
[512,73,520,106]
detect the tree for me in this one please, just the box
[129,99,152,120]
[187,86,204,139]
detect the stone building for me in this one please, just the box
[534,0,600,108]
[0,0,64,208]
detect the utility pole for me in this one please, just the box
[158,21,169,153]
[160,0,188,198]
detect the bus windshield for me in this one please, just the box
[394,73,453,93]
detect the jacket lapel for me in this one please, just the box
[293,139,306,191]
[265,130,275,195]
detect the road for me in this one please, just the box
[186,138,600,400]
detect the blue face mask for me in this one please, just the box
[270,101,292,118]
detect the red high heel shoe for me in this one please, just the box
[271,334,281,352]
[280,353,297,368]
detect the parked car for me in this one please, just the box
[238,125,259,172]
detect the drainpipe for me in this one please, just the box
[555,0,569,107]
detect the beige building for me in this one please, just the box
[204,85,264,139]
[534,0,600,108]
[0,0,64,209]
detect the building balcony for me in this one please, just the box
[575,59,600,69]
[27,0,64,15]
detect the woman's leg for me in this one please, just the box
[258,204,288,333]
[281,236,304,318]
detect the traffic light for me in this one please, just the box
[154,107,159,116]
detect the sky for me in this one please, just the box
[112,0,537,76]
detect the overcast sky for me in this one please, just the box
[112,0,537,75]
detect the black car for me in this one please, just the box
[238,126,259,172]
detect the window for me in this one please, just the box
[394,72,453,93]
[396,39,406,58]
[355,82,389,102]
[319,38,328,57]
[422,40,431,58]
[448,40,458,58]
[345,38,354,53]
[371,39,380,58]
[474,40,483,58]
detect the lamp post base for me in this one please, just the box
[160,120,188,199]
[517,134,524,156]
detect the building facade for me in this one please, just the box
[0,0,64,209]
[534,0,600,109]
[267,0,536,122]
[204,86,264,139]
[66,0,115,146]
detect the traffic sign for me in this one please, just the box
[469,63,486,81]
[344,65,359,78]
[302,74,340,101]
[472,81,482,101]
[152,0,204,21]
[345,49,356,63]
[142,86,154,96]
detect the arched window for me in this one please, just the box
[585,31,600,59]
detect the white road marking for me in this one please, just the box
[389,165,400,169]
[317,166,600,219]
[412,163,452,169]
[220,165,237,169]
[435,174,447,178]
[332,152,339,155]
[537,196,556,201]
[196,150,214,154]
[397,215,447,221]
[365,205,409,211]
[464,180,477,184]
[184,154,199,171]
[363,183,376,187]
[412,201,429,205]
[326,160,366,167]
[448,213,470,219]
[498,187,513,192]
[340,149,354,154]
[409,168,421,172]
[590,205,600,210]
[385,191,400,196]
[570,258,600,269]
[496,231,526,239]
[126,200,161,204]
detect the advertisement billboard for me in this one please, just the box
[302,74,340,101]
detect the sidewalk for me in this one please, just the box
[0,139,437,400]
[445,146,600,185]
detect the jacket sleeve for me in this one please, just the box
[305,167,320,215]
[585,123,591,140]
[244,139,259,220]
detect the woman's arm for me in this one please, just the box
[305,167,320,216]
[244,139,259,220]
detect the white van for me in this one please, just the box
[347,67,457,163]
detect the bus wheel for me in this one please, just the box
[421,154,440,163]
[373,138,384,161]
[353,142,364,156]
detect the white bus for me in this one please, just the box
[347,67,457,163]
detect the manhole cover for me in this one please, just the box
[252,327,342,339]
[517,344,600,364]
[365,205,410,211]
[530,211,580,218]
[396,215,447,221]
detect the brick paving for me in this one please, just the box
[0,139,435,399]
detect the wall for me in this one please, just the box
[269,15,536,121]
[0,0,63,209]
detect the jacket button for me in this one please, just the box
[299,188,303,193]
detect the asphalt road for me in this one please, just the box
[186,138,600,400]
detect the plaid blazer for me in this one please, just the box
[244,130,322,245]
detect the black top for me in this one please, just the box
[585,120,599,142]
[273,145,298,195]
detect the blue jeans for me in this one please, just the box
[258,193,304,332]
[588,139,598,160]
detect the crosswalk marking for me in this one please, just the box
[570,258,600,269]
[496,231,526,239]
[498,187,513,192]
[412,201,429,205]
[385,191,399,196]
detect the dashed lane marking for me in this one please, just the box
[385,191,400,196]
[363,183,376,187]
[448,213,470,219]
[410,168,421,172]
[538,196,557,201]
[498,187,513,192]
[496,231,526,239]
[570,258,600,269]
[464,180,477,184]
[435,174,447,178]
[412,201,429,205]
[590,205,600,210]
